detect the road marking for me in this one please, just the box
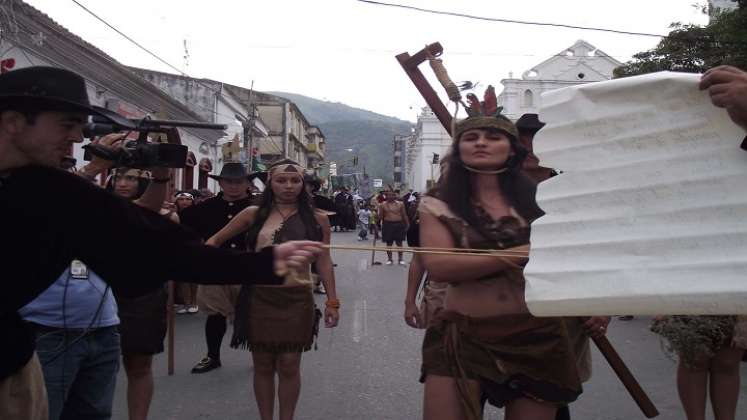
[351,298,368,343]
[352,299,362,343]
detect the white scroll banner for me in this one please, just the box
[524,71,747,316]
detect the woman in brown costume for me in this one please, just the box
[651,315,746,420]
[206,159,339,420]
[418,91,581,420]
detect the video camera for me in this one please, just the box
[82,111,227,169]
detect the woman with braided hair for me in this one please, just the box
[418,88,582,420]
[205,159,339,420]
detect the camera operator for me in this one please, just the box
[0,66,321,419]
[18,153,123,420]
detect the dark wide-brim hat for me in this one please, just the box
[515,113,546,134]
[248,170,268,184]
[0,66,126,125]
[208,162,251,180]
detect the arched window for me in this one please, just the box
[524,89,534,107]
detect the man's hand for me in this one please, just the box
[273,241,323,272]
[582,316,611,339]
[700,65,747,132]
[404,301,422,328]
[88,133,126,170]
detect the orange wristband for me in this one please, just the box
[325,298,340,309]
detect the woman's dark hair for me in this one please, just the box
[435,127,543,228]
[105,169,149,200]
[245,172,322,250]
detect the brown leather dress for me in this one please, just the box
[418,196,581,419]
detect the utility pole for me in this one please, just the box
[247,103,256,172]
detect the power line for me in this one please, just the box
[70,0,190,75]
[66,0,294,156]
[68,0,258,123]
[355,0,747,48]
[355,0,668,38]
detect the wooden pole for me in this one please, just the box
[167,281,175,376]
[592,336,659,417]
[370,235,379,265]
[396,43,453,135]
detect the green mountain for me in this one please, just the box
[269,92,413,182]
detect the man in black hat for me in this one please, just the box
[179,162,255,373]
[0,66,321,418]
[515,113,556,183]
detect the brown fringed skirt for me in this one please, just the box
[421,311,582,419]
[245,286,318,353]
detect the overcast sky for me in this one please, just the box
[23,0,709,122]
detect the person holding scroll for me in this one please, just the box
[417,90,581,420]
[205,159,339,420]
[700,65,747,134]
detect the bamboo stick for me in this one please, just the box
[324,244,527,258]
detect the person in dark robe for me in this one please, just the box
[179,162,256,374]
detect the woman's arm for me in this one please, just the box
[314,213,339,327]
[419,211,527,283]
[206,206,258,247]
[404,254,425,328]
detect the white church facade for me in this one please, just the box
[403,40,623,192]
[497,40,622,120]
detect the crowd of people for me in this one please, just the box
[0,62,746,420]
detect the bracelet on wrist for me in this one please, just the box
[151,177,171,184]
[325,298,340,309]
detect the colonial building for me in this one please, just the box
[129,68,270,181]
[221,88,326,171]
[497,40,622,120]
[404,107,451,193]
[0,0,226,193]
[392,134,410,189]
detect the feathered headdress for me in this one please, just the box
[454,85,518,142]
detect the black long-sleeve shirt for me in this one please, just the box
[0,165,281,378]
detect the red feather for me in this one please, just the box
[483,85,497,116]
[466,93,481,117]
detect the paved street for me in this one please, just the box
[113,231,747,419]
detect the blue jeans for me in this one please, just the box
[35,325,120,420]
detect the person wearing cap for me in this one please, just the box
[175,191,195,211]
[178,162,256,374]
[514,112,612,420]
[172,191,199,315]
[700,65,747,134]
[0,66,321,419]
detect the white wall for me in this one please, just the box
[498,40,621,120]
[405,108,452,193]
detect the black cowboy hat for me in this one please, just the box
[248,170,268,184]
[0,66,129,126]
[515,113,546,134]
[208,162,251,180]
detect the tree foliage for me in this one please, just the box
[614,1,747,77]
